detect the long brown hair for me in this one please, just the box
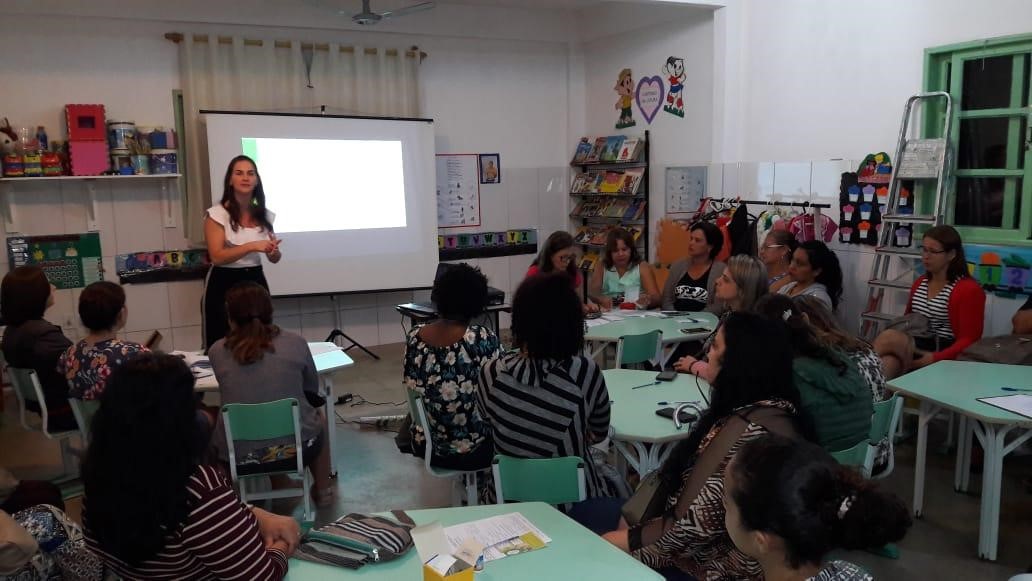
[220,155,273,233]
[535,230,579,278]
[602,228,641,269]
[923,225,968,282]
[224,282,280,364]
[794,296,870,353]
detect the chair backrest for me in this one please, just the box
[616,330,662,367]
[870,394,903,442]
[221,398,304,482]
[828,439,872,479]
[69,398,101,444]
[407,390,437,469]
[8,367,43,404]
[491,454,586,504]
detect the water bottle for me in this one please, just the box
[36,126,48,152]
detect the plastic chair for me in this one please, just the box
[69,398,100,446]
[492,454,586,505]
[5,363,80,480]
[222,398,311,522]
[615,330,662,368]
[406,389,480,507]
[870,394,904,480]
[829,439,873,479]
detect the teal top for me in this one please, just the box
[602,263,642,297]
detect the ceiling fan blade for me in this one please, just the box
[380,1,435,19]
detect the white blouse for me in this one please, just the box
[206,204,276,268]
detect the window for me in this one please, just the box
[925,34,1032,245]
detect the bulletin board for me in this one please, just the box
[665,166,707,214]
[436,154,482,228]
[7,233,103,290]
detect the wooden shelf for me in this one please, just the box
[0,174,181,182]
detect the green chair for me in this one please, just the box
[406,389,481,506]
[69,398,100,446]
[491,454,586,505]
[4,359,80,481]
[870,394,904,480]
[828,439,872,479]
[222,398,311,522]
[615,330,663,369]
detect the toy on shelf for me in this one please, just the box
[66,104,109,176]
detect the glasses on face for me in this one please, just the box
[760,244,784,251]
[556,253,576,262]
[919,245,947,255]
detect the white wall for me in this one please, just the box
[0,3,577,347]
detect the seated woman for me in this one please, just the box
[673,254,768,380]
[661,221,727,313]
[58,281,148,401]
[873,225,985,379]
[724,434,911,581]
[404,263,501,471]
[83,353,298,580]
[597,312,807,580]
[0,265,75,431]
[526,230,598,312]
[588,228,660,310]
[778,240,843,311]
[759,229,798,294]
[208,282,333,507]
[757,295,872,452]
[794,296,885,402]
[477,273,612,498]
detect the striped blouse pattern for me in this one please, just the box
[910,278,955,340]
[477,352,613,498]
[85,465,287,580]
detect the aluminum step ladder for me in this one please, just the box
[860,92,953,339]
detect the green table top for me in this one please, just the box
[585,311,719,344]
[285,502,662,580]
[604,369,710,443]
[887,360,1032,426]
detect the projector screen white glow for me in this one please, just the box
[204,112,438,297]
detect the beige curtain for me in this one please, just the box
[178,34,422,243]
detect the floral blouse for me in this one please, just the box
[403,324,500,457]
[58,339,149,400]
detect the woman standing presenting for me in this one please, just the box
[203,155,281,350]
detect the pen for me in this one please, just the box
[657,400,698,405]
[1001,387,1032,392]
[631,381,661,390]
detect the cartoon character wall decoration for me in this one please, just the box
[663,56,686,118]
[614,68,636,129]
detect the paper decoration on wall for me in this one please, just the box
[857,152,892,184]
[635,75,664,124]
[666,166,707,214]
[614,68,636,129]
[7,233,103,290]
[966,244,1032,296]
[478,153,500,184]
[662,57,686,118]
[116,248,211,284]
[838,154,898,245]
[436,154,481,228]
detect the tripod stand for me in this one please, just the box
[325,295,380,360]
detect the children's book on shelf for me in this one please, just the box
[617,138,642,162]
[579,252,600,271]
[573,225,592,244]
[588,227,610,246]
[625,225,643,242]
[571,172,591,193]
[623,200,646,221]
[587,171,604,193]
[578,202,600,217]
[572,138,592,164]
[599,171,623,194]
[587,137,607,163]
[618,168,645,195]
[606,199,630,218]
[600,136,625,162]
[570,200,586,216]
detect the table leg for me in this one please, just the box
[962,418,974,492]
[913,402,940,517]
[322,375,339,478]
[650,443,673,476]
[613,440,644,479]
[954,415,967,491]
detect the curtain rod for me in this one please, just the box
[704,196,831,209]
[164,32,426,60]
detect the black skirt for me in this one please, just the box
[202,265,268,351]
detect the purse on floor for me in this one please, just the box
[295,512,415,569]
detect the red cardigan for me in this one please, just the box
[905,275,985,362]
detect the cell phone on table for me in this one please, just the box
[656,370,678,381]
[680,327,709,334]
[656,407,697,423]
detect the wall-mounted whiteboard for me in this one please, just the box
[436,154,481,228]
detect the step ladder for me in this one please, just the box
[860,92,953,339]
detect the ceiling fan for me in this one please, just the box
[346,0,435,25]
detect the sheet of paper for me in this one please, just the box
[585,318,609,328]
[412,521,450,563]
[977,394,1032,419]
[623,286,640,303]
[443,513,551,562]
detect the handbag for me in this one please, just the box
[296,512,415,569]
[959,335,1032,366]
[885,313,931,337]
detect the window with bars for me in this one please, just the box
[925,34,1032,244]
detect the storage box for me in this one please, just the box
[70,141,109,176]
[422,554,474,581]
[65,104,107,141]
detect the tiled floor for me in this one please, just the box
[2,342,1031,580]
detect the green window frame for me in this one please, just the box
[924,33,1032,245]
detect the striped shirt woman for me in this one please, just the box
[477,351,613,498]
[85,465,287,580]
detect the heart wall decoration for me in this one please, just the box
[635,75,665,124]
